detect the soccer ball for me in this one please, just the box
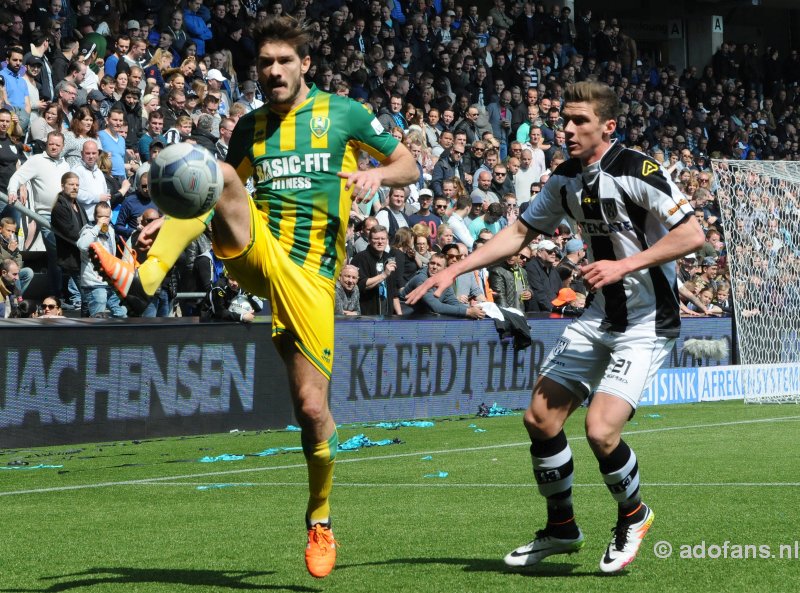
[229,295,253,317]
[149,144,223,218]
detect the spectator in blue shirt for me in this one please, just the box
[103,36,131,79]
[0,47,31,131]
[99,107,127,180]
[184,0,213,56]
[138,110,166,161]
[114,172,155,240]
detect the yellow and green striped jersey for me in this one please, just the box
[226,85,399,279]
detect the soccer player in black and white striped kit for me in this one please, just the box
[406,81,704,573]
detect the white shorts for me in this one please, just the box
[540,318,675,409]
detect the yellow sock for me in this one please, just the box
[138,212,213,295]
[304,430,338,525]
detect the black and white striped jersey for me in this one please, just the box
[520,141,694,337]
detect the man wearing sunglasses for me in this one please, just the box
[114,171,152,241]
[431,145,467,195]
[490,164,514,195]
[121,208,174,318]
[455,104,480,146]
[432,196,449,222]
[469,145,498,190]
[524,239,561,312]
[488,246,531,311]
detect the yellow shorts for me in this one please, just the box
[218,199,336,379]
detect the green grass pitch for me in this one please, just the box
[1,401,799,593]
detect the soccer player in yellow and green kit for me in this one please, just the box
[89,16,418,578]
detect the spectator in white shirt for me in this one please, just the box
[73,140,127,219]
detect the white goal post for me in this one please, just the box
[711,159,800,403]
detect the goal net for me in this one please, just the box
[711,159,800,403]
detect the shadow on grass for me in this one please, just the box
[338,556,601,577]
[0,567,321,592]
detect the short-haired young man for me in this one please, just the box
[90,16,417,578]
[408,81,704,573]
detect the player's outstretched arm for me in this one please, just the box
[406,219,537,304]
[337,143,418,203]
[582,215,705,292]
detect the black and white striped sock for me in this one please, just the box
[531,430,578,535]
[598,440,645,523]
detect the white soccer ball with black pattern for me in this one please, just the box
[149,144,223,219]
[229,295,254,317]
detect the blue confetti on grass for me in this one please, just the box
[420,455,433,461]
[196,483,253,491]
[253,446,303,457]
[198,432,400,461]
[338,434,398,451]
[487,403,517,416]
[474,428,487,433]
[285,425,302,432]
[371,421,435,429]
[423,471,449,478]
[199,454,246,463]
[645,414,662,419]
[0,464,63,470]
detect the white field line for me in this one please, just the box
[2,414,799,498]
[138,481,800,488]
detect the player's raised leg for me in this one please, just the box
[277,335,338,579]
[586,393,654,574]
[504,377,585,567]
[203,162,254,258]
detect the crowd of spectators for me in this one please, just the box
[0,0,797,320]
[325,2,800,321]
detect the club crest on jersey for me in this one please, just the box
[310,116,330,138]
[552,337,570,357]
[601,198,618,219]
[642,160,659,176]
